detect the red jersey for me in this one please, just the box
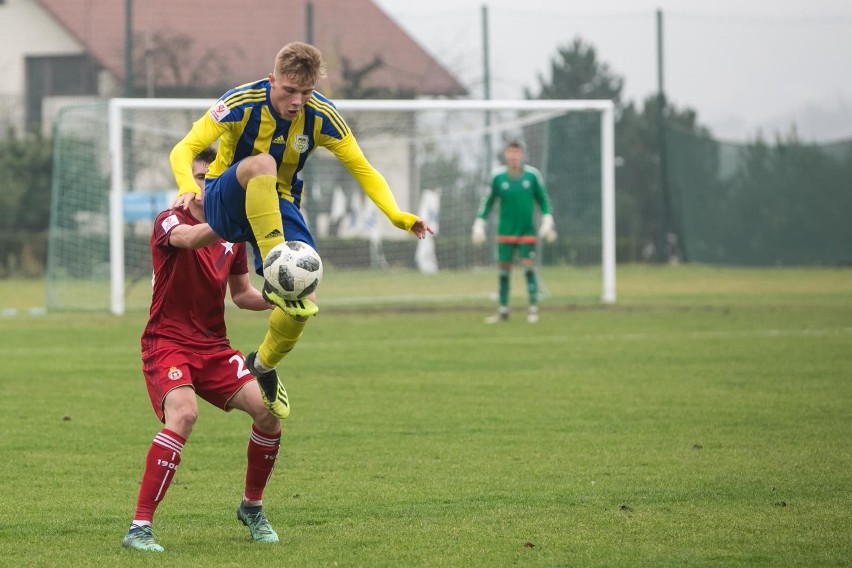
[141,208,248,353]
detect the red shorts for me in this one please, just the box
[141,345,256,422]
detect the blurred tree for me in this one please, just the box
[132,31,234,98]
[525,38,623,263]
[338,55,416,100]
[525,38,624,103]
[526,37,710,262]
[619,96,713,261]
[0,128,52,276]
[703,132,852,265]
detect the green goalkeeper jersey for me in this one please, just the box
[477,165,552,237]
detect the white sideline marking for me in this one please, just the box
[0,307,47,317]
[298,327,852,349]
[577,327,852,343]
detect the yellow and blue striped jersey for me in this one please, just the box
[169,78,417,231]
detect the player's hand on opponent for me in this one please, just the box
[172,191,202,211]
[410,218,434,239]
[471,218,486,245]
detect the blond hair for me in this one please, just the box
[273,42,327,86]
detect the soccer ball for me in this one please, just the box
[262,241,323,301]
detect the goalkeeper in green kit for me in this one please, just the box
[472,141,557,324]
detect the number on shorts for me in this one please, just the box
[229,354,252,378]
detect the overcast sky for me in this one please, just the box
[373,0,852,142]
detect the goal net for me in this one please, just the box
[47,98,614,314]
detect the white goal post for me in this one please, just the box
[100,98,615,315]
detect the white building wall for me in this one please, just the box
[0,0,84,130]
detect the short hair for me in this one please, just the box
[505,140,524,151]
[194,146,217,165]
[273,42,327,86]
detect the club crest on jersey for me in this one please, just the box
[293,134,310,153]
[167,367,183,381]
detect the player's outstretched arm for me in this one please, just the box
[328,136,431,235]
[168,223,220,249]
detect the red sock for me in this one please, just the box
[132,429,185,523]
[244,425,280,502]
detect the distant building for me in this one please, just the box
[0,0,466,133]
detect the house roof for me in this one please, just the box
[35,0,466,98]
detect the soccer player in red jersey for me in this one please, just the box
[122,148,283,552]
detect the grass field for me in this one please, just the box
[1,265,850,567]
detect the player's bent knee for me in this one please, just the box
[247,397,281,432]
[167,408,198,435]
[245,153,277,176]
[255,411,281,434]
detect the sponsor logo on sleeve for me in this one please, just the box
[161,214,180,233]
[210,100,230,122]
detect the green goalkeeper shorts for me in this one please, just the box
[497,242,536,264]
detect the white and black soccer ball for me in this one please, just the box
[262,241,323,301]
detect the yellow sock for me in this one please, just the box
[245,175,283,260]
[258,308,308,368]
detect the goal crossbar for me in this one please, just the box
[107,98,616,315]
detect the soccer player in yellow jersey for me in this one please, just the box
[170,42,433,420]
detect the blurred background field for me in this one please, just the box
[2,263,851,313]
[1,264,850,567]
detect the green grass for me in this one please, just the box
[1,265,850,567]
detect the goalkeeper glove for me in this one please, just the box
[471,218,487,245]
[538,214,557,243]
